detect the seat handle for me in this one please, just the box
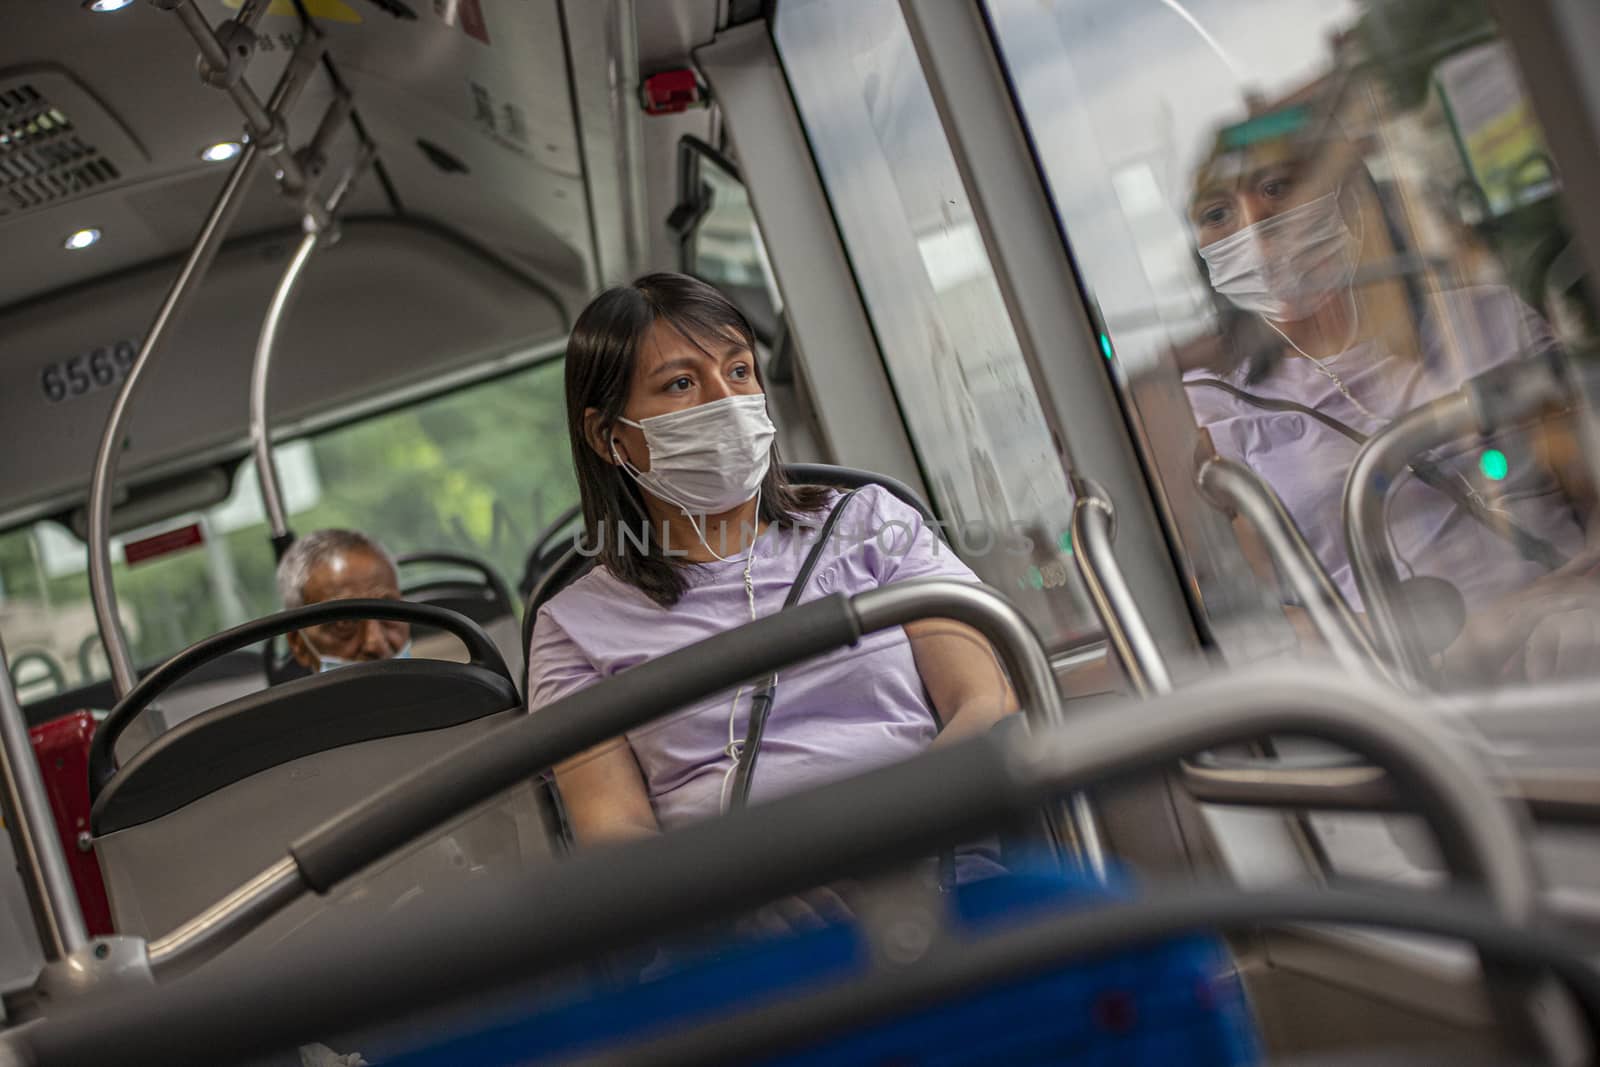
[89,599,510,798]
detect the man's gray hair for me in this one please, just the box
[276,529,398,609]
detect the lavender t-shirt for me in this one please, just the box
[1186,286,1585,610]
[528,485,983,833]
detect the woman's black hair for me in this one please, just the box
[564,272,831,607]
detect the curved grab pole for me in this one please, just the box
[143,581,1083,978]
[88,2,341,696]
[250,144,371,561]
[251,229,320,558]
[88,145,264,696]
[1197,456,1380,678]
[1068,479,1173,696]
[854,580,1107,876]
[1343,354,1578,687]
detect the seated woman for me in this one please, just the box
[1178,101,1600,684]
[527,272,1015,887]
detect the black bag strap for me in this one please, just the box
[1188,377,1570,571]
[727,488,866,811]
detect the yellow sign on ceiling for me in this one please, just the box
[223,0,363,24]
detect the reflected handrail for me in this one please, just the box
[1343,352,1576,685]
[1196,454,1381,678]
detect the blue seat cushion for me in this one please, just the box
[380,864,1260,1066]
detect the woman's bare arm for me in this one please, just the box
[906,618,1019,745]
[554,737,660,845]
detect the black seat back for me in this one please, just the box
[89,601,552,950]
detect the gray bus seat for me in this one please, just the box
[87,600,554,959]
[398,551,524,684]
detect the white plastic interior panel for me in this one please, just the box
[0,217,567,524]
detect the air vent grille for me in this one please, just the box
[0,83,121,217]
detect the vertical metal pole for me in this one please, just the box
[251,229,320,554]
[87,144,262,696]
[0,641,87,961]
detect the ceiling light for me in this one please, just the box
[64,228,102,251]
[200,141,242,163]
[84,0,137,12]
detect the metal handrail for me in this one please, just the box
[88,144,264,696]
[0,641,87,961]
[1068,481,1173,696]
[854,581,1107,877]
[1342,393,1478,685]
[87,5,366,696]
[1197,455,1380,677]
[251,144,372,559]
[1020,668,1535,922]
[1342,354,1578,687]
[22,664,1544,1067]
[1179,676,1600,822]
[143,581,1086,978]
[165,0,323,211]
[251,229,320,553]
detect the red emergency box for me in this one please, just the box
[28,711,113,936]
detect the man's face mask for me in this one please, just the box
[1199,190,1359,323]
[318,640,412,674]
[612,393,776,516]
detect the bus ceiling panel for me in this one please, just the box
[333,66,594,281]
[314,0,585,185]
[0,142,391,311]
[3,1,596,300]
[0,216,566,527]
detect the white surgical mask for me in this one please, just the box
[1199,190,1359,323]
[612,394,775,517]
[317,639,412,674]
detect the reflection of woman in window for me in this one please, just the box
[1179,105,1600,684]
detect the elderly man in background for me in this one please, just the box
[276,528,410,672]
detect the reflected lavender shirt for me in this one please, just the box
[1186,286,1584,610]
[528,485,983,833]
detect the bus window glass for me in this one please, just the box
[0,358,572,700]
[687,162,783,325]
[987,0,1600,688]
[774,0,1099,649]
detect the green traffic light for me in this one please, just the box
[1099,333,1114,360]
